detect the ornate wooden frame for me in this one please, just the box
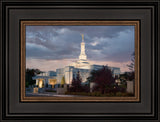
[21,21,140,102]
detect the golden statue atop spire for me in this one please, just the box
[81,34,84,41]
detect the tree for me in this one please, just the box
[25,68,42,87]
[61,76,65,87]
[87,70,97,84]
[126,52,135,81]
[69,71,83,92]
[127,52,135,72]
[88,66,116,94]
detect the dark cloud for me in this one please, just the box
[26,25,134,63]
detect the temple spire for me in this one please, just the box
[79,34,87,60]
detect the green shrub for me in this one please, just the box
[91,92,97,96]
[109,92,115,97]
[95,92,101,96]
[116,92,122,96]
[126,92,134,96]
[26,82,29,88]
[65,91,69,94]
[88,93,91,96]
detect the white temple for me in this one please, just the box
[56,34,121,85]
[33,34,121,88]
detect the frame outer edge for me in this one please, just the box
[158,1,160,122]
[0,3,1,120]
[0,0,160,2]
[1,0,160,121]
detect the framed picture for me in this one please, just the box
[1,0,159,121]
[21,21,140,102]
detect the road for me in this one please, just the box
[26,92,87,97]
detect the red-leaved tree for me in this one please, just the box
[69,71,83,92]
[91,66,116,94]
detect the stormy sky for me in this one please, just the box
[26,25,135,72]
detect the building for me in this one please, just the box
[32,71,57,88]
[33,34,121,88]
[56,34,121,85]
